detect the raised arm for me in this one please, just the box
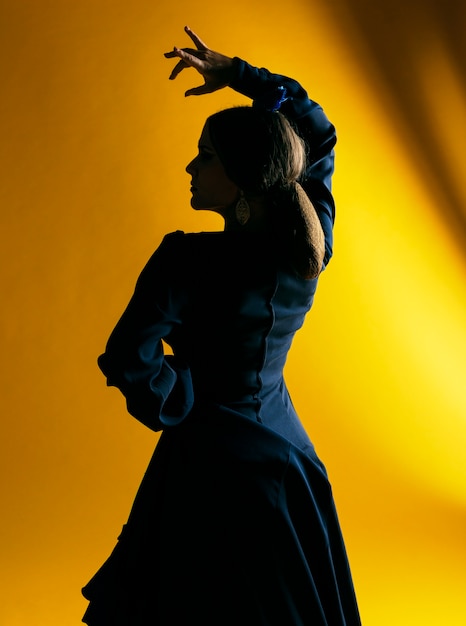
[165,27,336,267]
[230,59,336,267]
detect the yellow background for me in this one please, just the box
[1,1,465,624]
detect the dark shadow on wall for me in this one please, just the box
[327,0,466,252]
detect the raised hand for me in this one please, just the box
[164,26,234,96]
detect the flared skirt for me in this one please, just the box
[82,407,360,625]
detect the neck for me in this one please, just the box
[223,197,269,232]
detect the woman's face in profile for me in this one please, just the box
[186,121,239,213]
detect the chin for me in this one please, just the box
[190,198,204,210]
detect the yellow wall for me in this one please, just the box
[0,1,465,624]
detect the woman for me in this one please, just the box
[82,26,361,626]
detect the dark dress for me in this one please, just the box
[82,59,361,626]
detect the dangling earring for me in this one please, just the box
[235,191,250,226]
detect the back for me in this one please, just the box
[99,229,319,451]
[164,231,319,450]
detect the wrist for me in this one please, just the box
[219,54,236,86]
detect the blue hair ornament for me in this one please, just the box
[253,86,289,112]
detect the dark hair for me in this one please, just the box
[207,107,324,279]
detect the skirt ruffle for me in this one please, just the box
[82,408,360,625]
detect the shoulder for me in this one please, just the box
[144,230,226,278]
[156,230,291,274]
[153,230,206,259]
[159,230,224,248]
[158,230,241,260]
[159,229,186,249]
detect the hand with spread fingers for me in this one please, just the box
[164,26,235,96]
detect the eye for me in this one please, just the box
[199,148,215,161]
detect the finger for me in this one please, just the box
[172,47,206,71]
[184,25,208,51]
[185,84,215,97]
[164,46,200,59]
[169,59,188,80]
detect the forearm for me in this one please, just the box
[98,233,193,429]
[229,58,336,157]
[230,58,336,267]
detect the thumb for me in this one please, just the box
[185,84,214,97]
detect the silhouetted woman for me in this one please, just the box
[82,26,361,626]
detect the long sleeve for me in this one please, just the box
[229,58,336,267]
[97,231,193,431]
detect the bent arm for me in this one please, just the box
[229,59,336,268]
[98,232,193,430]
[165,29,336,267]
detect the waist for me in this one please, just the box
[191,394,262,422]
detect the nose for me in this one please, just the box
[186,156,197,175]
